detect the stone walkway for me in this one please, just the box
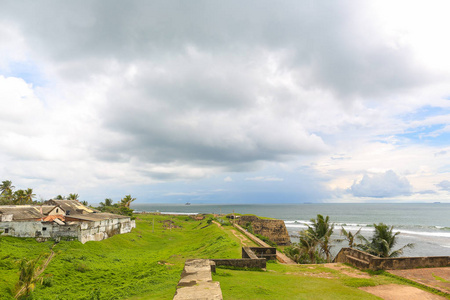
[173,259,223,300]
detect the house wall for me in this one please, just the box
[1,214,13,222]
[77,218,136,244]
[0,216,135,243]
[0,221,79,240]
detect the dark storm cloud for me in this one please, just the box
[0,0,435,180]
[0,0,427,96]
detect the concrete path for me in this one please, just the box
[173,259,223,300]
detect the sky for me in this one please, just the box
[1,0,450,204]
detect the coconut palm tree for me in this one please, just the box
[24,188,36,204]
[0,180,14,203]
[306,214,334,262]
[0,180,14,195]
[13,189,27,205]
[67,193,79,201]
[337,227,362,248]
[357,223,414,258]
[120,195,135,208]
[298,230,320,263]
[15,255,45,298]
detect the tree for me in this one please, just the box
[99,198,113,208]
[357,223,414,258]
[24,188,36,204]
[306,214,334,262]
[0,180,14,195]
[0,180,15,203]
[120,195,135,208]
[286,214,335,264]
[15,255,45,299]
[67,193,79,200]
[337,227,362,248]
[13,190,27,205]
[55,195,65,200]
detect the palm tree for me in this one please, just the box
[55,195,65,200]
[120,195,136,208]
[24,188,36,204]
[13,189,27,205]
[357,223,414,258]
[0,180,14,203]
[0,180,14,195]
[298,230,320,263]
[306,214,334,262]
[337,227,362,248]
[67,193,79,201]
[15,255,45,298]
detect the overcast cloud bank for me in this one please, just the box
[1,1,450,203]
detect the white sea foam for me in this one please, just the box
[284,221,450,239]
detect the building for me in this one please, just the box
[0,200,135,244]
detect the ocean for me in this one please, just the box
[131,203,450,257]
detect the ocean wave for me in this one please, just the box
[284,220,450,238]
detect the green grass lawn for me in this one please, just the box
[1,214,444,300]
[0,214,241,300]
[214,262,402,300]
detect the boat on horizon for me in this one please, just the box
[185,202,191,205]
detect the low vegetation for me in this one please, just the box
[284,214,415,264]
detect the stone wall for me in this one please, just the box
[77,218,136,244]
[212,258,266,269]
[0,221,79,240]
[245,247,277,261]
[0,218,135,243]
[334,247,450,270]
[237,216,290,246]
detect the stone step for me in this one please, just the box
[346,255,370,269]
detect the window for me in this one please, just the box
[4,228,9,234]
[42,227,47,231]
[56,208,59,213]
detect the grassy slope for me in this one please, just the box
[0,214,241,300]
[214,262,401,300]
[0,214,439,300]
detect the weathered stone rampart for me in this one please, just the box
[237,216,290,246]
[334,247,450,270]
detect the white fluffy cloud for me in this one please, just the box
[349,170,412,198]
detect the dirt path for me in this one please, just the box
[360,284,448,300]
[388,267,450,294]
[230,229,249,246]
[212,220,251,246]
[324,263,371,278]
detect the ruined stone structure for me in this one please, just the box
[334,247,450,270]
[237,215,291,246]
[0,200,135,243]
